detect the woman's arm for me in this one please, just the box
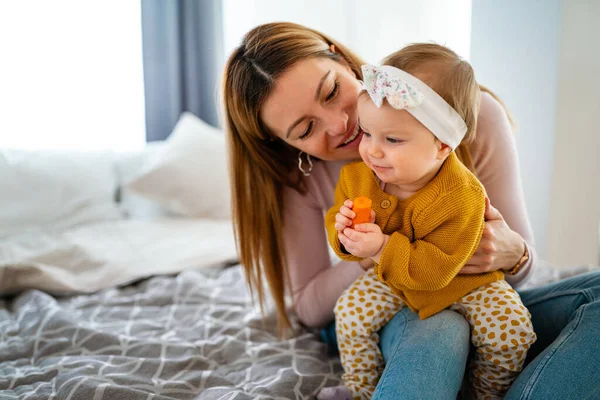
[283,184,363,328]
[465,92,536,287]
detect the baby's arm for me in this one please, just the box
[325,183,364,262]
[339,221,388,260]
[333,199,357,233]
[285,184,364,328]
[330,195,384,260]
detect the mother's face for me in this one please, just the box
[260,57,363,161]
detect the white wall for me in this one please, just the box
[547,1,600,266]
[346,0,472,63]
[222,0,600,265]
[222,0,472,63]
[470,0,562,260]
[223,0,350,61]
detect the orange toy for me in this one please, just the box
[351,196,372,228]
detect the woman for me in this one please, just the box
[222,22,600,399]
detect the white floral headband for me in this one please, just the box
[361,64,467,150]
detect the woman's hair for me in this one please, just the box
[222,22,365,333]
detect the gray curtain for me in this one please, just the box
[141,0,224,141]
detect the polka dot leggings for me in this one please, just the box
[333,270,537,400]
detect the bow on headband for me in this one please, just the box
[359,64,468,150]
[361,65,424,110]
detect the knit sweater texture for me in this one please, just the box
[325,152,504,318]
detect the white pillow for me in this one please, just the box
[115,142,176,219]
[125,112,231,219]
[0,149,121,238]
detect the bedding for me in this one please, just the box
[0,264,342,399]
[0,149,121,239]
[0,253,597,399]
[125,112,231,219]
[115,142,175,219]
[0,219,238,295]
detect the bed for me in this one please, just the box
[0,263,344,399]
[1,114,596,399]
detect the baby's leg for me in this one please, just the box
[319,269,404,400]
[451,280,537,400]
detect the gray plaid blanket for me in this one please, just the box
[0,266,342,399]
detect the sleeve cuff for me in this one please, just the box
[374,233,411,285]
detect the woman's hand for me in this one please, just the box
[460,198,525,274]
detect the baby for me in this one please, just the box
[319,44,536,400]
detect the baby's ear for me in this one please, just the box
[437,142,452,160]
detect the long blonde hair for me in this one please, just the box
[222,22,365,332]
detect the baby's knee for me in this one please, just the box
[475,317,536,355]
[505,322,537,353]
[334,292,361,336]
[334,288,354,316]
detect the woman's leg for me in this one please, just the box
[374,308,471,400]
[505,271,600,399]
[321,308,470,399]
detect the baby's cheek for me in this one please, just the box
[358,140,369,161]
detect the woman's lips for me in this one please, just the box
[336,122,359,148]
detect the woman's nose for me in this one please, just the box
[325,112,348,137]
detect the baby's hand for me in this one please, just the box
[339,223,386,259]
[334,199,355,233]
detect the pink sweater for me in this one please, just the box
[283,93,536,328]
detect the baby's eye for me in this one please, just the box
[386,137,403,144]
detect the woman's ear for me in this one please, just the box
[329,44,337,53]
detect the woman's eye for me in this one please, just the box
[299,121,313,140]
[326,81,339,101]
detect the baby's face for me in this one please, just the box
[357,94,446,189]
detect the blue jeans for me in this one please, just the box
[321,271,600,399]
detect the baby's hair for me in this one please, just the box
[382,43,481,144]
